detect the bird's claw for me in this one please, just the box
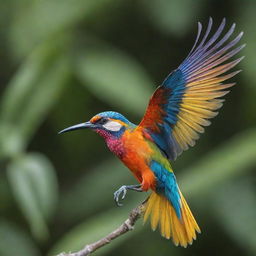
[114,185,127,207]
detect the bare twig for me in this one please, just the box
[57,203,146,256]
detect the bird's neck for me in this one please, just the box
[95,129,124,158]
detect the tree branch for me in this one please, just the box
[57,202,146,256]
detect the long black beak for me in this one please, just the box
[58,121,94,134]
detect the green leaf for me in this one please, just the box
[9,0,119,58]
[213,179,256,255]
[0,39,70,158]
[0,220,40,256]
[75,43,153,115]
[7,152,58,241]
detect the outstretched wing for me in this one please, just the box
[139,18,245,161]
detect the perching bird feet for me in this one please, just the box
[114,184,142,206]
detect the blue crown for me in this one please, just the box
[98,111,135,126]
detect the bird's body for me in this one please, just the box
[119,127,157,191]
[93,113,170,191]
[92,115,156,190]
[60,18,244,247]
[92,114,200,245]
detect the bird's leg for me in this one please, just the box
[114,184,142,206]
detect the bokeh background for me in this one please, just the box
[0,0,256,255]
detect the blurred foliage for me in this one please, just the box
[0,0,255,256]
[75,41,153,114]
[7,153,58,241]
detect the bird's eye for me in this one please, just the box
[97,117,108,125]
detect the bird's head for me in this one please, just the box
[59,111,135,140]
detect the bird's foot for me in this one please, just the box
[113,184,142,207]
[113,185,127,207]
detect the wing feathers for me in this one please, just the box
[139,18,244,160]
[186,22,202,58]
[187,70,241,87]
[183,29,243,76]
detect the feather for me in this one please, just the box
[144,190,200,247]
[139,18,243,160]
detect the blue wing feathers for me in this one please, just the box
[162,69,186,89]
[152,70,186,160]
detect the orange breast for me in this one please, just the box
[121,128,156,191]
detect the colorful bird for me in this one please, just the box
[59,18,244,247]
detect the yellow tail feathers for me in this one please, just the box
[143,190,201,247]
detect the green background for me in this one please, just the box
[0,0,255,255]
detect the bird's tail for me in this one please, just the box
[143,190,200,247]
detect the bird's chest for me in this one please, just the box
[106,138,125,158]
[120,130,159,191]
[120,130,154,179]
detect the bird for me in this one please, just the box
[59,18,244,247]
